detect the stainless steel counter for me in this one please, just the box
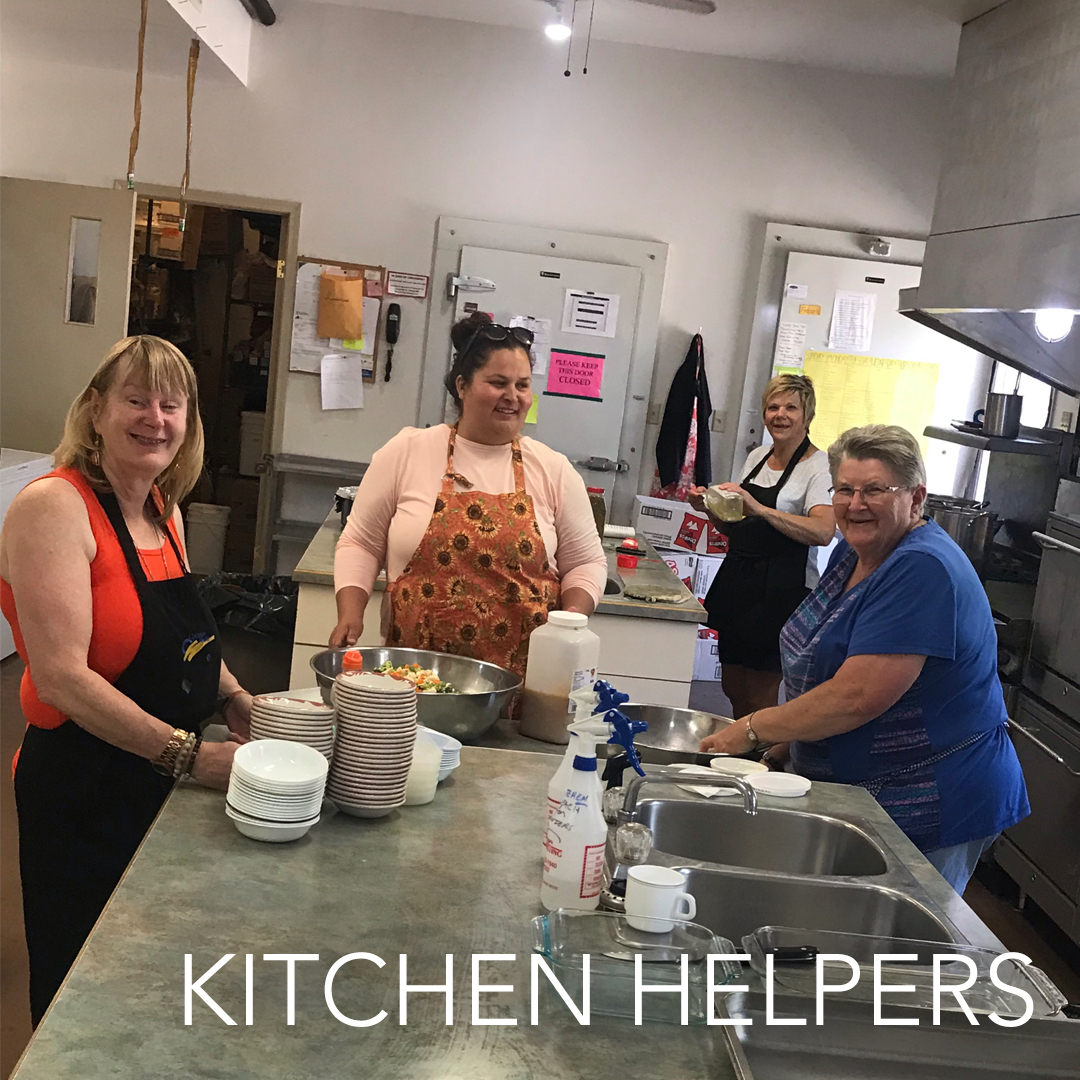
[10,748,1006,1080]
[12,749,734,1079]
[292,511,706,625]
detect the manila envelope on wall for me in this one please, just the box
[317,272,365,340]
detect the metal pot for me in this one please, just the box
[976,392,1023,438]
[925,495,998,577]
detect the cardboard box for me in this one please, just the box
[693,554,725,601]
[199,207,244,256]
[633,495,710,553]
[693,628,721,682]
[216,474,261,574]
[658,550,697,593]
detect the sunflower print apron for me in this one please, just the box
[388,426,561,681]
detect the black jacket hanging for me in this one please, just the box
[655,333,713,489]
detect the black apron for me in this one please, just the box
[704,436,813,672]
[14,491,220,1025]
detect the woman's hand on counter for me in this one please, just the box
[560,586,596,619]
[222,691,253,741]
[190,737,241,791]
[330,586,368,647]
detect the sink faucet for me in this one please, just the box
[618,769,758,821]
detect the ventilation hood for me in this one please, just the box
[899,0,1080,395]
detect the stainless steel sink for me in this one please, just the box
[722,993,1080,1079]
[638,798,888,876]
[681,867,952,943]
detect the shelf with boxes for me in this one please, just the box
[633,494,727,683]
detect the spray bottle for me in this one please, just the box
[545,681,637,821]
[541,689,647,911]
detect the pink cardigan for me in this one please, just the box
[334,426,607,609]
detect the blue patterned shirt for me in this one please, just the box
[783,520,1029,852]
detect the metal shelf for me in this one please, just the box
[924,425,1066,457]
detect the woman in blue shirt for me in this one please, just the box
[701,424,1029,893]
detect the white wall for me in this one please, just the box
[0,2,949,472]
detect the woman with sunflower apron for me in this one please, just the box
[331,313,608,693]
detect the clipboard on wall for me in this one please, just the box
[290,256,386,382]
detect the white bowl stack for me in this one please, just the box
[226,739,328,842]
[418,725,462,782]
[328,672,417,818]
[249,690,335,760]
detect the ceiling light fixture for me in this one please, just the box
[545,0,572,41]
[1033,308,1076,343]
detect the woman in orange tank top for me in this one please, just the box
[0,336,253,1026]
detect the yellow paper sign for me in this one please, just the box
[525,397,539,424]
[799,304,821,316]
[801,350,939,454]
[342,338,363,351]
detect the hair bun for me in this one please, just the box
[450,311,494,352]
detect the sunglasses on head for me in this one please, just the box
[459,323,535,359]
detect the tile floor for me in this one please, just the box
[2,653,1078,1077]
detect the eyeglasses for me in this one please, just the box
[459,323,534,361]
[829,484,908,504]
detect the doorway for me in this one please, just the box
[127,196,283,574]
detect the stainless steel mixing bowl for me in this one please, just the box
[620,704,744,765]
[310,647,521,742]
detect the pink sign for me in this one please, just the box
[544,349,605,401]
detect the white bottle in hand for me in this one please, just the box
[541,718,610,911]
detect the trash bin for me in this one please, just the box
[185,503,231,574]
[197,573,298,639]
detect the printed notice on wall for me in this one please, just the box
[290,262,341,373]
[385,271,429,298]
[562,290,619,338]
[545,349,605,401]
[510,315,552,376]
[320,354,365,410]
[827,290,876,352]
[773,321,808,368]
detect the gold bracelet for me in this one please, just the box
[152,728,191,776]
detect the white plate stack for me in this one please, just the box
[328,672,417,818]
[249,691,335,760]
[226,740,328,842]
[418,725,462,781]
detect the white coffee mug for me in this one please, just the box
[624,865,696,933]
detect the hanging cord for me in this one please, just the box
[126,0,148,189]
[564,0,578,77]
[583,0,596,74]
[179,37,200,233]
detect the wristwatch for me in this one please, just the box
[744,712,760,748]
[153,728,191,776]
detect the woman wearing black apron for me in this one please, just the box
[0,336,252,1025]
[691,374,835,724]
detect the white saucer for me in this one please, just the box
[708,757,769,778]
[748,771,812,798]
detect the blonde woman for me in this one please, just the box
[0,335,251,1025]
[690,374,835,721]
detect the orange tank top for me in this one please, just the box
[0,467,186,730]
